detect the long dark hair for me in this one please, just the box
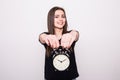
[47,6,68,34]
[46,6,68,57]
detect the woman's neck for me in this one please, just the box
[54,28,63,40]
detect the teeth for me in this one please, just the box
[57,22,63,25]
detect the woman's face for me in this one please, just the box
[54,10,66,29]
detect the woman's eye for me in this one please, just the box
[54,15,65,18]
[62,15,65,18]
[54,15,59,18]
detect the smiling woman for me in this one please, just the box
[39,6,79,80]
[54,10,66,30]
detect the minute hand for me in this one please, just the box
[62,59,67,63]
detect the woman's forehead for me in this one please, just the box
[55,10,64,15]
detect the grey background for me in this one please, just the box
[0,0,120,80]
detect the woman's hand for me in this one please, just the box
[61,30,79,49]
[47,35,60,48]
[39,30,79,49]
[39,34,59,49]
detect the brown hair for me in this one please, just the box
[46,6,68,57]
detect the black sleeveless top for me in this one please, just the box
[41,31,79,80]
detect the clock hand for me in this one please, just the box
[61,59,67,63]
[57,59,62,63]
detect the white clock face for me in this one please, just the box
[53,54,70,71]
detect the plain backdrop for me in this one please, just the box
[0,0,120,80]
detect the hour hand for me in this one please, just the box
[57,59,62,63]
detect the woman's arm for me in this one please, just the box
[69,30,79,41]
[39,33,48,44]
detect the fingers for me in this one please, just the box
[45,35,59,49]
[44,33,75,49]
[61,33,74,49]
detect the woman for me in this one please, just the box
[39,6,79,80]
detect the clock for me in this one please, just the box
[53,54,70,71]
[52,47,70,71]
